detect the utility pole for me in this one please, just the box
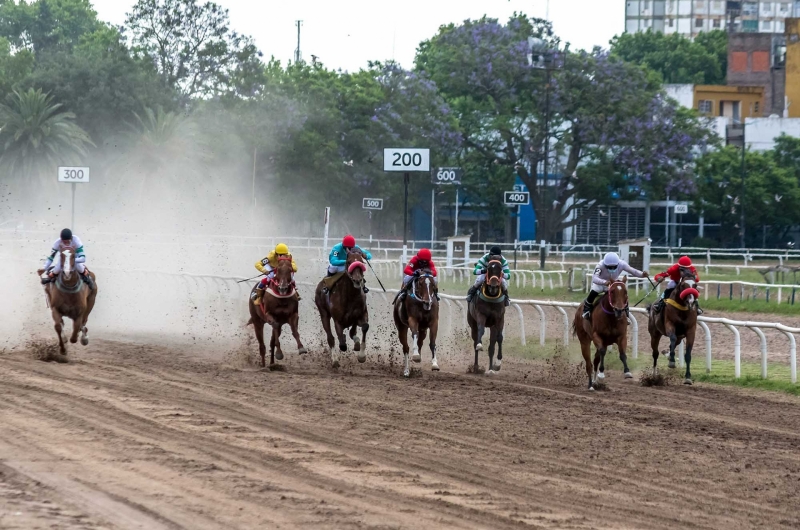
[740,120,746,248]
[295,20,303,64]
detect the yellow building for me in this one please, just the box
[693,85,765,122]
[785,18,800,118]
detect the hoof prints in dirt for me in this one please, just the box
[640,369,682,387]
[467,364,486,375]
[27,339,68,363]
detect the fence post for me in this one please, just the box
[513,303,526,346]
[627,314,638,359]
[554,306,569,346]
[749,326,767,379]
[698,320,712,373]
[534,304,546,346]
[724,323,741,379]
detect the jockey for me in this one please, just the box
[41,228,94,290]
[324,234,372,294]
[252,243,299,306]
[398,248,439,302]
[466,246,511,306]
[652,255,700,313]
[583,252,648,320]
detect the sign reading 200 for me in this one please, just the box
[383,148,430,172]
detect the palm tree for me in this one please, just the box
[0,88,94,179]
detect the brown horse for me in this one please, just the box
[573,278,633,390]
[248,256,306,368]
[314,249,370,368]
[467,257,506,374]
[39,249,97,355]
[647,271,700,384]
[393,271,439,378]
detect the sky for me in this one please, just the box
[91,0,625,72]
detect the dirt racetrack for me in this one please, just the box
[2,339,800,530]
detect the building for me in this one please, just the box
[695,84,766,119]
[727,32,787,115]
[626,1,800,37]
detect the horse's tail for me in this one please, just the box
[245,317,253,328]
[571,319,577,338]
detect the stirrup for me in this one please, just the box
[363,286,369,294]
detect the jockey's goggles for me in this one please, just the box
[606,265,618,271]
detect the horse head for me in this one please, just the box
[346,250,367,290]
[608,277,628,319]
[411,270,436,312]
[484,258,504,296]
[676,269,700,309]
[60,249,76,281]
[274,256,294,296]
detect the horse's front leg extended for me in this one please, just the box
[409,316,421,363]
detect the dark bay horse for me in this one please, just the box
[248,256,306,368]
[573,278,633,390]
[39,249,97,355]
[393,271,439,378]
[314,249,370,368]
[467,257,506,374]
[647,271,700,384]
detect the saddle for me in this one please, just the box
[322,272,345,290]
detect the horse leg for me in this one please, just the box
[429,319,439,372]
[592,332,606,381]
[580,340,594,390]
[470,320,480,371]
[487,326,498,374]
[334,321,348,354]
[416,328,427,365]
[356,321,369,364]
[80,316,89,346]
[684,327,696,385]
[667,333,678,369]
[52,310,66,355]
[273,324,284,362]
[409,317,421,363]
[253,318,267,367]
[495,329,504,372]
[350,325,360,352]
[290,313,307,354]
[318,312,338,368]
[618,334,633,379]
[398,322,411,378]
[650,331,662,376]
[69,318,80,344]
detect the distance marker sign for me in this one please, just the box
[431,167,463,185]
[383,148,430,172]
[362,198,383,210]
[58,167,90,183]
[504,191,530,206]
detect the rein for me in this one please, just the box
[409,274,435,309]
[55,273,84,294]
[600,281,627,317]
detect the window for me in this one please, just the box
[753,50,770,70]
[668,18,675,26]
[753,101,761,114]
[695,0,706,7]
[762,19,773,30]
[780,2,790,12]
[713,18,722,27]
[696,17,704,27]
[698,100,713,114]
[643,0,650,10]
[742,1,758,15]
[762,1,772,12]
[731,51,748,71]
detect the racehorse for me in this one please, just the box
[393,270,439,378]
[467,256,506,374]
[314,249,370,368]
[39,249,97,355]
[573,277,634,391]
[647,270,700,385]
[248,256,306,368]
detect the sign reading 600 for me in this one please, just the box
[431,167,463,185]
[58,167,91,183]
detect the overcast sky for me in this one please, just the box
[91,0,624,72]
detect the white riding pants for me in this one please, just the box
[328,264,347,275]
[49,260,85,275]
[403,274,439,286]
[591,283,608,294]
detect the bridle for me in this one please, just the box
[409,272,435,311]
[602,279,628,319]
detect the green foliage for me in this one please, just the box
[0,36,34,99]
[0,0,102,55]
[0,87,94,178]
[610,29,728,85]
[125,0,262,99]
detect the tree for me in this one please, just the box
[610,30,727,85]
[695,147,800,246]
[0,87,94,179]
[0,36,34,100]
[416,15,713,244]
[0,0,102,55]
[125,0,262,100]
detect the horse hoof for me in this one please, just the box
[411,352,421,363]
[69,337,78,344]
[356,351,367,363]
[486,370,495,376]
[353,341,361,352]
[476,343,483,352]
[80,337,89,346]
[596,372,605,380]
[668,361,677,369]
[624,371,633,379]
[431,361,440,372]
[588,386,595,392]
[298,347,308,355]
[275,351,284,361]
[494,359,502,371]
[684,378,693,385]
[403,369,411,378]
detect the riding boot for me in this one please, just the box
[253,287,265,307]
[582,300,592,320]
[502,286,511,307]
[80,272,95,290]
[41,276,53,285]
[625,305,631,319]
[466,285,478,302]
[322,286,330,295]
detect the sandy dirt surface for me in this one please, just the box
[2,339,800,530]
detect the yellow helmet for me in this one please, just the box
[275,243,290,255]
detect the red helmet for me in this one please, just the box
[678,256,692,267]
[417,248,432,261]
[342,235,356,248]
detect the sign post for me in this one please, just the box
[431,167,462,239]
[362,198,383,242]
[58,167,90,230]
[322,207,330,252]
[384,148,430,262]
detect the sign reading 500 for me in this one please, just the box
[58,166,90,183]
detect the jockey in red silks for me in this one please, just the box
[652,255,700,313]
[397,248,439,302]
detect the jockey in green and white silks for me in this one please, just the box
[41,228,94,289]
[466,246,511,306]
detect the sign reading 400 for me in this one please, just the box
[383,148,430,172]
[58,166,90,183]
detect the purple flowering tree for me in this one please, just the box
[416,14,714,244]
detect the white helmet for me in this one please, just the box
[603,252,620,268]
